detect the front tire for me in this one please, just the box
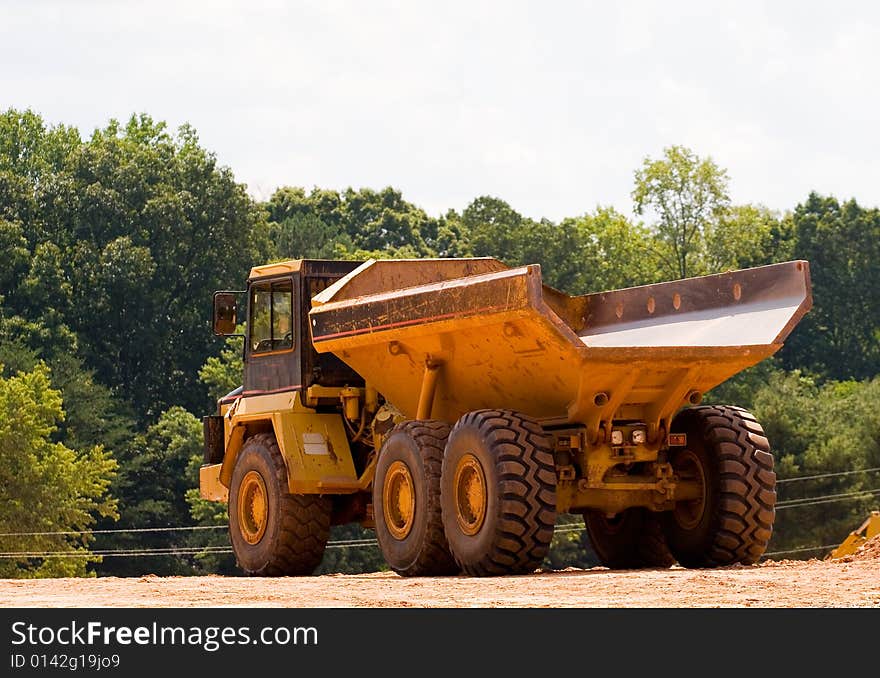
[441,410,557,576]
[662,406,776,567]
[229,433,331,576]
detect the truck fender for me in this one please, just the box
[218,418,280,489]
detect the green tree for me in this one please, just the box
[199,334,245,402]
[99,406,206,576]
[749,373,880,557]
[0,364,117,577]
[185,451,237,575]
[632,145,731,279]
[706,204,794,272]
[459,195,529,262]
[453,197,584,292]
[0,110,271,421]
[0,340,134,459]
[559,207,662,293]
[272,212,352,260]
[780,193,880,381]
[266,186,441,258]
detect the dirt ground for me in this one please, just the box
[1,554,878,608]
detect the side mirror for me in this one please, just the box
[212,292,239,336]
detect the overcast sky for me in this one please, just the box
[2,1,878,221]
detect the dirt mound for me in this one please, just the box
[843,534,880,562]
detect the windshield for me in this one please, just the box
[249,278,293,354]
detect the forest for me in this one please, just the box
[1,108,879,577]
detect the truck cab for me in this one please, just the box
[220,259,363,394]
[202,259,387,577]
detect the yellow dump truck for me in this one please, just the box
[201,257,812,576]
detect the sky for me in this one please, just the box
[2,0,878,222]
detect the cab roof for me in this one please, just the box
[248,259,303,279]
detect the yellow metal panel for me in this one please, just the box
[199,464,228,503]
[220,390,358,495]
[274,406,359,493]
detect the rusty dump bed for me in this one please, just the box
[309,258,811,429]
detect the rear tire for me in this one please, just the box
[662,406,776,567]
[441,410,557,576]
[229,433,331,576]
[373,420,458,576]
[585,508,675,569]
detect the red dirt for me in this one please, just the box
[1,557,878,608]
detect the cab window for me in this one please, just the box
[249,279,293,354]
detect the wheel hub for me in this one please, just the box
[238,470,268,544]
[383,460,416,540]
[672,449,707,530]
[454,453,487,536]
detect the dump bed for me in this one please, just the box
[308,258,811,429]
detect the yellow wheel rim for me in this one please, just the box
[238,470,268,545]
[672,449,707,530]
[454,453,487,536]
[383,460,416,540]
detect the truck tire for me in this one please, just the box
[662,405,776,567]
[373,420,458,576]
[584,508,675,569]
[229,432,330,576]
[441,410,557,576]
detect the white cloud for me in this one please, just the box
[1,0,878,221]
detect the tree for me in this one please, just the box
[0,364,117,577]
[559,207,663,294]
[266,186,440,259]
[747,373,880,556]
[459,195,529,262]
[272,212,352,260]
[454,197,583,292]
[0,110,272,421]
[0,344,135,455]
[199,335,244,402]
[96,406,214,576]
[632,145,730,279]
[705,204,794,272]
[780,193,880,381]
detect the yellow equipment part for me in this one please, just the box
[309,258,812,438]
[213,389,365,496]
[827,511,880,559]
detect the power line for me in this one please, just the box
[0,525,228,538]
[776,487,880,509]
[554,525,586,535]
[0,546,232,559]
[777,467,880,484]
[777,488,880,506]
[0,538,383,559]
[763,544,838,557]
[325,539,378,548]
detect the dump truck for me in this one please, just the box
[200,257,812,576]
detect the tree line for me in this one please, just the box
[1,108,878,576]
